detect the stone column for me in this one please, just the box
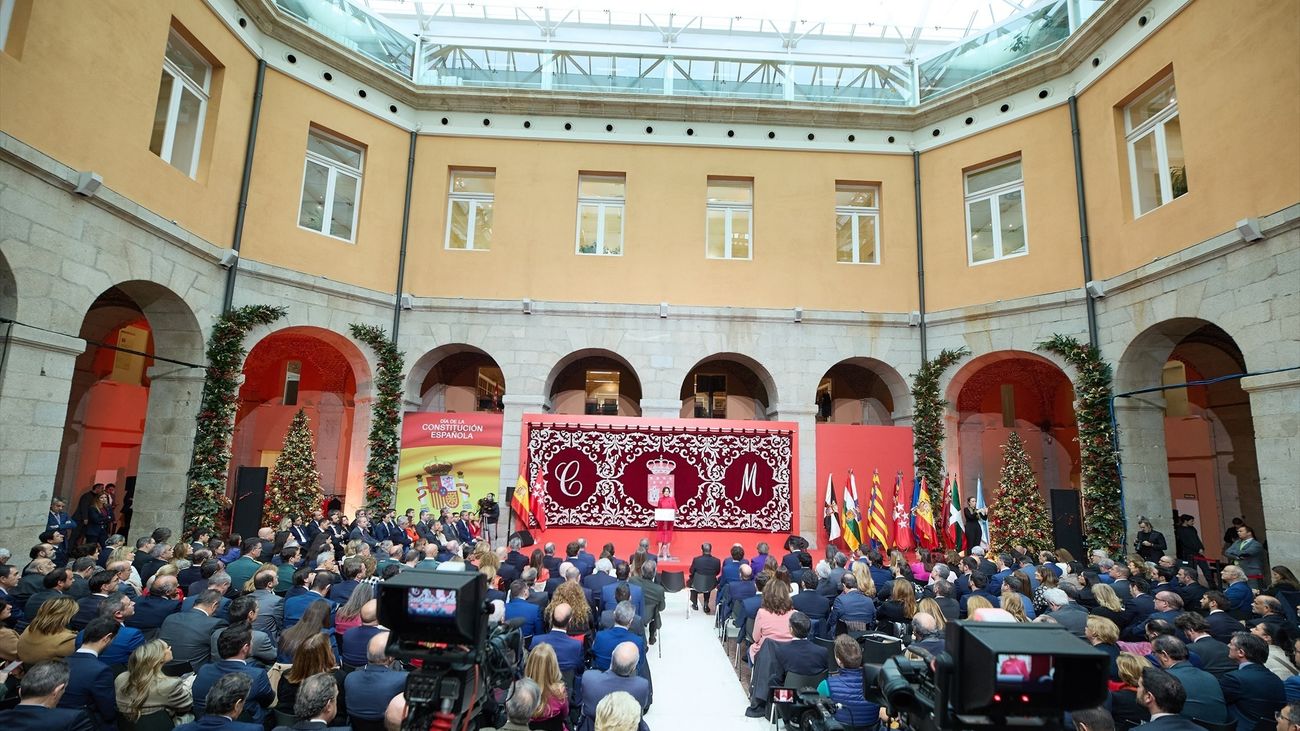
[638,398,682,419]
[1240,370,1300,570]
[0,324,85,549]
[1113,396,1176,549]
[774,404,819,548]
[499,394,547,529]
[130,364,207,538]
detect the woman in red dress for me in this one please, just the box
[656,487,677,560]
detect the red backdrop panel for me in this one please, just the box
[815,424,915,547]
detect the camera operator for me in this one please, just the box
[816,635,884,731]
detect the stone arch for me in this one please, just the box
[678,351,780,420]
[810,356,911,425]
[404,342,506,413]
[542,348,645,416]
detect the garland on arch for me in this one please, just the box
[910,345,970,536]
[183,304,287,534]
[1037,334,1124,557]
[349,323,406,515]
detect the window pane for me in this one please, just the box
[966,160,1022,194]
[857,213,877,263]
[835,213,854,262]
[731,209,751,259]
[706,208,726,258]
[835,185,877,208]
[579,176,625,198]
[298,160,329,231]
[998,191,1026,256]
[706,180,752,204]
[473,201,493,249]
[1165,116,1188,200]
[170,86,203,175]
[1128,79,1175,130]
[448,199,470,248]
[451,170,495,194]
[603,206,623,254]
[329,173,358,239]
[166,33,209,90]
[1132,132,1161,214]
[149,72,173,156]
[577,204,599,253]
[968,197,994,262]
[308,132,362,169]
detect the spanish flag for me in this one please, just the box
[914,477,938,549]
[866,469,891,550]
[512,473,532,529]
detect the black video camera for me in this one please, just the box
[771,687,844,731]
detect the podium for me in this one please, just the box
[654,508,676,522]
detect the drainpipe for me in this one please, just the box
[1069,95,1099,347]
[913,150,928,362]
[391,130,417,342]
[222,59,267,314]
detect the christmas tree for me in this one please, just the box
[988,432,1054,554]
[264,409,324,526]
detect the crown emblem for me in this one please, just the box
[423,458,453,477]
[647,457,676,476]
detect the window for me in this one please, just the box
[476,367,504,412]
[585,370,620,415]
[1125,75,1187,216]
[576,174,625,255]
[835,183,880,264]
[298,128,364,241]
[694,374,727,418]
[446,169,495,250]
[964,158,1027,265]
[706,179,752,260]
[283,361,302,406]
[149,29,211,177]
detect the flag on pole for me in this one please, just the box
[975,476,989,548]
[841,472,861,552]
[824,473,842,544]
[511,473,532,529]
[866,469,891,550]
[892,471,914,550]
[530,468,548,532]
[946,472,965,550]
[914,476,938,549]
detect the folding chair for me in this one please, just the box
[689,572,718,617]
[735,615,756,671]
[658,570,687,619]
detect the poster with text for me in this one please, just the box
[397,412,503,517]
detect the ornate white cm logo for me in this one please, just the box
[554,459,584,497]
[735,462,760,500]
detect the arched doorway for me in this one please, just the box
[679,353,777,420]
[946,351,1080,500]
[1118,319,1261,558]
[814,357,908,425]
[408,344,506,413]
[232,328,369,505]
[545,349,643,416]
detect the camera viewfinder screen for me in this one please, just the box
[995,654,1054,690]
[407,587,457,620]
[771,688,795,704]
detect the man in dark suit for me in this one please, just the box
[1124,590,1186,641]
[129,574,182,632]
[579,642,650,730]
[575,540,596,575]
[184,573,233,620]
[87,592,145,666]
[688,543,721,613]
[175,673,265,731]
[1219,631,1286,731]
[504,580,544,638]
[718,564,756,625]
[1246,595,1293,635]
[331,560,364,606]
[1040,588,1088,640]
[719,545,749,596]
[583,559,618,610]
[59,618,118,729]
[959,572,1000,615]
[504,537,528,574]
[69,570,118,631]
[349,516,379,550]
[343,632,408,724]
[530,603,584,673]
[600,564,644,619]
[791,573,830,624]
[224,539,264,592]
[248,571,284,641]
[271,672,347,731]
[734,573,768,632]
[597,584,646,637]
[631,561,666,644]
[191,625,276,726]
[1176,612,1236,677]
[931,581,961,622]
[825,574,876,638]
[158,589,229,670]
[25,566,74,620]
[1133,666,1208,730]
[591,602,647,672]
[1174,566,1206,609]
[283,573,337,631]
[541,543,563,577]
[1202,591,1246,643]
[0,659,96,731]
[1151,635,1229,724]
[987,553,1015,597]
[952,557,978,603]
[752,611,830,718]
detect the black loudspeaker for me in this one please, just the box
[510,530,535,548]
[232,467,269,538]
[1050,489,1085,562]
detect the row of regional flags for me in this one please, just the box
[825,468,986,553]
[512,468,549,532]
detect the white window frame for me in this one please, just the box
[575,174,626,256]
[445,170,495,251]
[298,128,364,243]
[834,184,881,265]
[0,0,18,53]
[153,29,210,178]
[705,180,753,261]
[964,159,1028,266]
[1124,76,1183,218]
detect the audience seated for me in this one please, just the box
[0,659,96,731]
[522,642,570,728]
[158,589,229,669]
[58,617,118,729]
[191,625,276,725]
[344,632,406,723]
[272,672,347,731]
[114,638,194,724]
[175,673,264,731]
[579,642,649,731]
[17,595,78,664]
[817,635,882,731]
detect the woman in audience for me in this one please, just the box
[750,578,794,661]
[1031,565,1059,616]
[276,633,347,718]
[964,595,993,617]
[1088,583,1129,628]
[529,549,550,586]
[916,598,947,633]
[1251,621,1298,679]
[1109,652,1150,731]
[878,579,917,623]
[1263,566,1300,597]
[1000,592,1030,623]
[0,601,18,662]
[850,562,877,599]
[1009,572,1037,613]
[547,582,592,634]
[115,638,193,723]
[173,542,193,572]
[333,583,374,638]
[1085,615,1121,680]
[1053,549,1075,575]
[17,595,77,663]
[279,599,336,662]
[523,641,569,728]
[816,635,882,731]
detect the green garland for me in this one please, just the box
[349,323,406,515]
[183,304,287,533]
[1037,334,1124,556]
[911,345,970,542]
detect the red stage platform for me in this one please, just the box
[512,526,799,573]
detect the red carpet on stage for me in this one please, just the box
[514,527,797,573]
